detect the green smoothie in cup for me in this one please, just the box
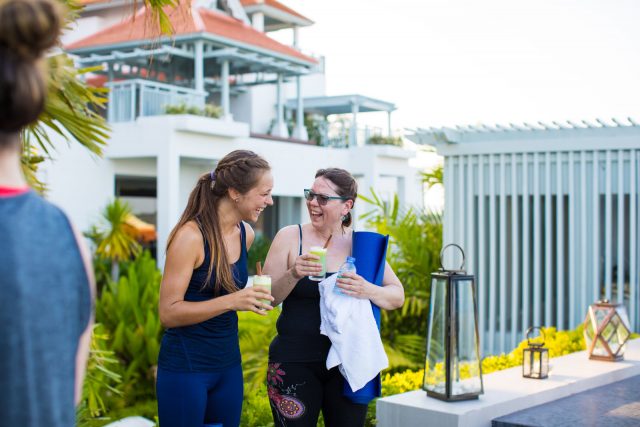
[309,246,327,281]
[253,275,272,305]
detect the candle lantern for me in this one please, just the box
[522,327,548,379]
[583,300,632,361]
[423,244,483,401]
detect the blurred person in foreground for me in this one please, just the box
[0,0,94,425]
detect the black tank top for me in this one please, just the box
[269,225,333,362]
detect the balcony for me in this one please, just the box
[106,79,207,123]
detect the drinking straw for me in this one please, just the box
[256,261,262,276]
[323,234,333,249]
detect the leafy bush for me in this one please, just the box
[367,135,403,147]
[381,326,588,396]
[95,250,163,402]
[248,234,272,275]
[164,103,222,118]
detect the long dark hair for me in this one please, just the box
[315,168,358,228]
[167,150,271,294]
[0,0,63,141]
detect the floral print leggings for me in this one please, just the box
[267,361,368,427]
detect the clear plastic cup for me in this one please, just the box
[309,246,327,281]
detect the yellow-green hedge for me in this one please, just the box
[382,326,585,396]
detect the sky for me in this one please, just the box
[272,0,640,133]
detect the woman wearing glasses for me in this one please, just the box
[263,168,404,426]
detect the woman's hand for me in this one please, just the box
[291,253,323,280]
[335,272,376,299]
[227,287,274,315]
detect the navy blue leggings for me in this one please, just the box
[156,364,243,427]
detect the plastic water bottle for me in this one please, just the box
[335,256,357,295]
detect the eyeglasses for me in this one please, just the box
[304,189,348,206]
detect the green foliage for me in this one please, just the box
[164,103,222,118]
[241,385,275,427]
[238,309,280,391]
[367,135,403,147]
[420,164,443,189]
[248,234,272,275]
[95,251,163,402]
[359,189,442,369]
[76,324,122,427]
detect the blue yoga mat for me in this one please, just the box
[342,231,389,405]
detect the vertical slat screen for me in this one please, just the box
[442,147,638,356]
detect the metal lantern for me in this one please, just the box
[423,244,483,401]
[583,300,632,361]
[522,327,549,379]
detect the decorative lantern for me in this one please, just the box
[583,300,632,361]
[522,327,549,379]
[423,244,483,401]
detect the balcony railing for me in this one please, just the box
[106,79,206,123]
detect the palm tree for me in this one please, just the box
[96,199,141,282]
[22,0,180,191]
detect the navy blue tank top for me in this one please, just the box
[158,222,248,372]
[269,225,333,362]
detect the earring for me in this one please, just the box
[235,198,239,203]
[341,215,347,221]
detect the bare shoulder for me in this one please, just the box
[169,221,203,252]
[242,221,255,248]
[273,224,301,244]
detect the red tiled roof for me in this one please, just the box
[66,2,316,64]
[240,0,311,22]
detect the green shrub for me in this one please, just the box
[247,234,272,275]
[95,250,163,401]
[164,102,222,118]
[367,135,403,147]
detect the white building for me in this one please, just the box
[410,120,640,355]
[43,0,423,266]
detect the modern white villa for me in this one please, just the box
[43,0,423,266]
[409,120,640,355]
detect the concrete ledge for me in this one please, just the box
[376,338,640,427]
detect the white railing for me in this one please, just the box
[319,121,386,147]
[106,79,206,122]
[444,149,640,356]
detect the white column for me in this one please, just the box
[387,111,392,136]
[271,73,289,137]
[156,148,180,270]
[350,102,359,146]
[221,59,232,121]
[252,12,264,32]
[293,75,308,140]
[293,26,300,48]
[194,40,204,93]
[107,63,114,122]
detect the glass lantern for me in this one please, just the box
[583,300,632,361]
[423,244,483,401]
[522,327,549,379]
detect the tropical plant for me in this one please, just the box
[359,189,442,369]
[95,251,163,403]
[247,234,272,275]
[420,163,443,189]
[238,309,280,391]
[93,199,142,282]
[76,324,122,427]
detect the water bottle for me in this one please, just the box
[335,256,357,295]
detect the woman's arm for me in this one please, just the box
[263,225,321,306]
[159,223,273,328]
[335,261,405,310]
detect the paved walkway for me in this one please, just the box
[492,374,640,427]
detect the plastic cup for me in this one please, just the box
[309,246,327,281]
[253,275,272,305]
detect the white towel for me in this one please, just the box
[319,273,388,392]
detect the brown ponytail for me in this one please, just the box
[167,150,271,295]
[0,0,63,137]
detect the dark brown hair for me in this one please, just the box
[0,0,63,138]
[167,150,271,295]
[315,168,358,228]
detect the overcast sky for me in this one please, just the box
[272,0,640,132]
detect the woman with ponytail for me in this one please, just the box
[0,0,94,425]
[263,168,404,427]
[157,149,274,427]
